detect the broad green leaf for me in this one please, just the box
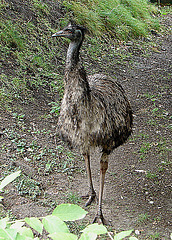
[25,217,43,234]
[0,217,9,229]
[52,204,87,221]
[17,226,34,238]
[10,221,25,229]
[129,237,138,240]
[0,228,17,240]
[49,232,78,240]
[114,230,133,240]
[82,223,107,235]
[79,232,97,240]
[0,171,21,191]
[0,196,3,201]
[16,234,34,240]
[42,215,69,234]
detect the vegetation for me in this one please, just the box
[0,5,64,110]
[0,172,137,240]
[0,205,136,240]
[63,0,159,39]
[0,0,161,110]
[0,0,171,239]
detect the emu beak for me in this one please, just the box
[52,30,64,37]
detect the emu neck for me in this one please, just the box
[66,40,81,71]
[64,36,90,98]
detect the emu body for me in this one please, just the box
[52,23,132,224]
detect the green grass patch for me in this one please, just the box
[0,20,25,50]
[63,0,160,40]
[0,7,64,109]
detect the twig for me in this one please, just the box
[107,231,114,240]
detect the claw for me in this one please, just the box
[81,192,97,206]
[92,213,111,226]
[85,194,96,207]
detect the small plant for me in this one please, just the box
[16,177,42,200]
[66,192,81,204]
[149,232,160,240]
[49,102,61,115]
[146,171,157,179]
[140,142,151,154]
[138,213,150,223]
[0,202,137,240]
[32,0,50,15]
[0,171,21,202]
[0,171,138,240]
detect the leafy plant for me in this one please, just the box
[49,102,61,115]
[0,172,138,239]
[146,171,157,179]
[0,202,138,240]
[0,171,21,202]
[138,213,150,223]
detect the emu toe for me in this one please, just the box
[81,192,97,207]
[92,213,111,226]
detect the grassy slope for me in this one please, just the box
[63,0,159,39]
[0,0,65,111]
[0,1,171,239]
[0,0,160,112]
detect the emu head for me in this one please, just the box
[52,22,87,42]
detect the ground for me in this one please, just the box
[0,2,171,239]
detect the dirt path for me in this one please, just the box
[0,14,171,240]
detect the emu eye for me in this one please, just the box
[66,29,73,34]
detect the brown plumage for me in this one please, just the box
[52,23,133,224]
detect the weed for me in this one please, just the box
[147,119,157,126]
[65,192,81,204]
[138,213,150,223]
[16,176,42,200]
[49,102,61,115]
[146,171,157,179]
[12,113,25,121]
[143,93,156,99]
[140,142,151,154]
[149,232,160,240]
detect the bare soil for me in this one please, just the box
[0,3,171,239]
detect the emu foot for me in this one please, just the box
[81,192,97,207]
[92,213,111,226]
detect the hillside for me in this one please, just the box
[0,1,172,239]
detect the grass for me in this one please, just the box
[0,20,25,50]
[0,0,161,111]
[0,1,171,238]
[0,8,64,110]
[138,213,150,223]
[65,192,81,204]
[0,111,83,203]
[63,0,160,40]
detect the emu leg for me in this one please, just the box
[93,153,109,225]
[82,154,96,207]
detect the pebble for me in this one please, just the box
[135,230,140,235]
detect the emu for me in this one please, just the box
[52,23,133,225]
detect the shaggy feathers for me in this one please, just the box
[58,67,132,154]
